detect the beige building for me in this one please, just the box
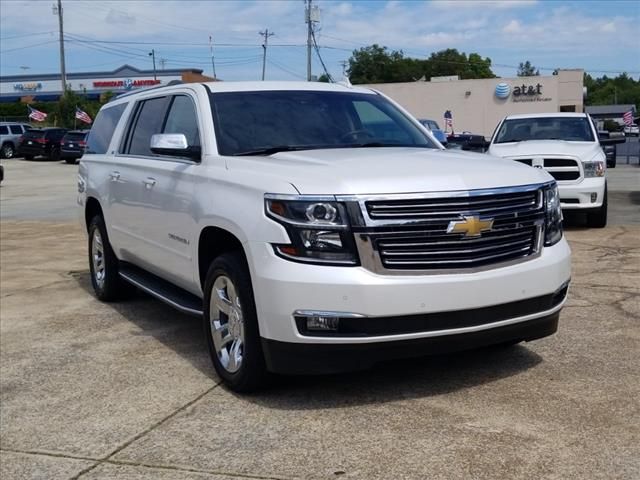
[364,69,584,137]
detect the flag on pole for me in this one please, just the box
[27,105,47,122]
[75,106,92,124]
[622,110,634,126]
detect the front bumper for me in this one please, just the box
[249,238,571,348]
[558,177,606,209]
[262,311,560,374]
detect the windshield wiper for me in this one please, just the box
[343,142,428,148]
[232,145,324,156]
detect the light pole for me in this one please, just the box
[148,49,157,81]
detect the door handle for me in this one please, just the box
[142,177,157,188]
[109,171,121,181]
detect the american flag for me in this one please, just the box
[622,110,634,126]
[75,106,92,124]
[27,105,47,122]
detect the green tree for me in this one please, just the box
[584,72,640,107]
[517,61,540,77]
[317,74,331,83]
[347,45,495,84]
[347,44,409,84]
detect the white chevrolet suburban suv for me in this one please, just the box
[487,113,624,228]
[79,82,571,392]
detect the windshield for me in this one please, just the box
[420,119,440,131]
[210,90,438,156]
[494,117,595,143]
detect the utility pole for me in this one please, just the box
[148,49,157,80]
[305,0,312,81]
[54,0,67,92]
[209,35,217,79]
[259,29,275,81]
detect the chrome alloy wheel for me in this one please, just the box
[91,230,106,289]
[210,275,245,374]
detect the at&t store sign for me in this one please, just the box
[495,82,551,102]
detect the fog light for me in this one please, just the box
[590,192,597,202]
[306,315,339,331]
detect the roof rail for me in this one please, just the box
[112,80,184,101]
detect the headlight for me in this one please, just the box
[265,196,359,265]
[544,184,563,246]
[583,160,605,178]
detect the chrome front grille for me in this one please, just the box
[513,157,581,182]
[366,190,539,220]
[348,185,547,274]
[374,226,538,270]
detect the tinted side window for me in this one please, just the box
[127,97,169,156]
[86,103,127,154]
[0,126,8,135]
[163,95,200,147]
[10,125,22,134]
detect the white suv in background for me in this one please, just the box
[79,82,571,392]
[488,113,623,228]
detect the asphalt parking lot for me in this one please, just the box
[1,158,639,479]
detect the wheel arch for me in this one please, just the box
[197,226,248,289]
[84,196,103,232]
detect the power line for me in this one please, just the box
[0,31,56,41]
[0,40,59,54]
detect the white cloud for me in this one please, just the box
[503,19,522,34]
[600,22,616,33]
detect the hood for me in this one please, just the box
[488,140,601,160]
[227,147,552,195]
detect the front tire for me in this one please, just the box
[88,215,125,301]
[24,155,34,160]
[64,158,77,164]
[203,252,269,392]
[586,185,607,228]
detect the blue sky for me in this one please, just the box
[1,0,639,81]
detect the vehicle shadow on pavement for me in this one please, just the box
[250,345,542,409]
[71,270,217,381]
[72,270,543,405]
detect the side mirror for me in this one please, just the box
[599,136,626,146]
[150,133,201,160]
[462,136,489,152]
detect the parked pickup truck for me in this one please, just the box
[487,113,625,228]
[78,82,571,392]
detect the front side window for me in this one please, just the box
[210,90,437,156]
[495,117,595,143]
[163,95,200,147]
[86,103,126,154]
[127,97,169,156]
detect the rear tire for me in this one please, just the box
[49,147,61,161]
[64,158,77,164]
[88,215,125,301]
[586,185,607,228]
[203,252,269,392]
[1,143,14,159]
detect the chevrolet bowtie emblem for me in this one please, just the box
[447,215,494,237]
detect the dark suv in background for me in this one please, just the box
[17,128,67,160]
[60,130,89,164]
